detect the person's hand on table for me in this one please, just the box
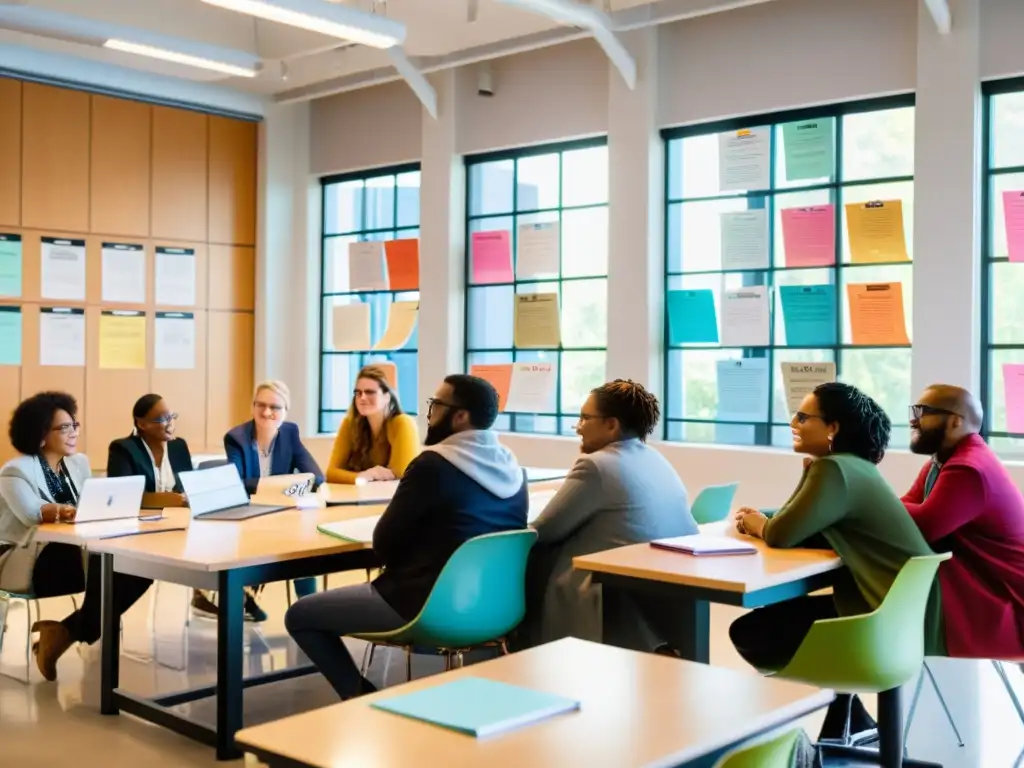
[42,503,77,523]
[735,506,768,539]
[357,466,395,482]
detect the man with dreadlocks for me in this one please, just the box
[731,382,945,744]
[517,379,696,650]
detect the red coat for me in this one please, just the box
[902,434,1024,659]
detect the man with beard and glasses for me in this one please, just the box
[284,374,528,699]
[903,384,1024,659]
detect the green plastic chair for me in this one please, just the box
[691,482,739,524]
[713,728,801,768]
[353,529,538,679]
[770,553,950,768]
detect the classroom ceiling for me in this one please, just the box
[0,0,772,103]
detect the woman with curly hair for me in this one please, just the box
[0,391,151,681]
[730,382,945,741]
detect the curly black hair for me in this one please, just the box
[9,391,78,456]
[591,379,661,442]
[813,381,891,464]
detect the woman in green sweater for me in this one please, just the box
[730,382,944,741]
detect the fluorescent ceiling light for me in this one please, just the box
[201,0,405,49]
[104,39,258,77]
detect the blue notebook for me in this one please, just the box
[370,677,580,738]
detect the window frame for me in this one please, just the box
[661,94,917,446]
[318,162,422,432]
[980,76,1024,448]
[463,136,610,435]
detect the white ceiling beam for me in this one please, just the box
[386,46,437,119]
[923,0,952,34]
[495,0,636,89]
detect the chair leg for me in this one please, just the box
[877,686,905,768]
[406,647,413,681]
[455,651,465,669]
[498,638,510,656]
[285,581,293,607]
[923,660,964,747]
[360,643,376,676]
[994,660,1024,725]
[903,665,926,747]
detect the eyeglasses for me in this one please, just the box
[793,412,824,425]
[254,401,285,413]
[909,404,959,421]
[145,413,178,426]
[353,388,383,398]
[426,398,460,418]
[52,421,80,435]
[576,413,602,426]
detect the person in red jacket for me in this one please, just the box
[904,384,1024,659]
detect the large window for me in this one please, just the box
[982,80,1024,455]
[464,139,609,434]
[663,98,916,448]
[319,164,421,433]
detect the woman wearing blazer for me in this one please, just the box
[224,380,324,615]
[106,394,220,618]
[0,391,151,682]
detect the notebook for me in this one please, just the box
[317,515,382,544]
[370,677,580,738]
[651,534,758,556]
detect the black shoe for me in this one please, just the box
[244,594,267,623]
[818,694,878,745]
[190,591,219,619]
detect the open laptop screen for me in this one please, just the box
[179,464,249,517]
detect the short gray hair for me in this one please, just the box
[254,380,291,411]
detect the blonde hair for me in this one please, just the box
[254,380,291,411]
[346,365,403,472]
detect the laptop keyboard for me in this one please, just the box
[196,503,288,521]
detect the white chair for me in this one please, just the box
[0,589,78,683]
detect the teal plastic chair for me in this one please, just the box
[691,483,739,524]
[713,728,801,768]
[769,553,950,768]
[353,529,538,679]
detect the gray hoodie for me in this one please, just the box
[422,429,524,499]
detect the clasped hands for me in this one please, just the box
[733,457,813,538]
[357,465,395,482]
[43,502,77,523]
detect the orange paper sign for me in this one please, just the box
[470,363,513,411]
[846,282,910,345]
[384,239,419,291]
[374,361,399,392]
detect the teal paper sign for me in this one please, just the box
[782,118,835,181]
[0,235,22,298]
[780,284,837,346]
[0,306,22,365]
[667,289,719,345]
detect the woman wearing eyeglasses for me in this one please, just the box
[224,380,324,618]
[107,394,212,612]
[728,382,946,743]
[0,391,152,681]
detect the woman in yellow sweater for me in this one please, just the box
[327,364,420,484]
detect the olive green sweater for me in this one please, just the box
[763,454,946,656]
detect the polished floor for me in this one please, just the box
[0,577,1020,767]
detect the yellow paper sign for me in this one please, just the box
[373,301,419,350]
[845,200,909,263]
[514,293,561,348]
[99,311,146,369]
[846,283,910,345]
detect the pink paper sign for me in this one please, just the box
[781,205,836,268]
[1003,191,1024,263]
[471,230,513,284]
[1004,363,1024,434]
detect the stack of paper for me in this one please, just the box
[371,677,581,738]
[651,534,758,556]
[317,515,381,543]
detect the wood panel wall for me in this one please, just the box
[0,78,258,465]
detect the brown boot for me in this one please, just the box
[31,620,73,682]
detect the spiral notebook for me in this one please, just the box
[651,534,758,556]
[370,677,580,738]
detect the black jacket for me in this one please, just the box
[372,451,529,621]
[106,434,193,494]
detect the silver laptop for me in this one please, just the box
[76,476,146,523]
[179,464,290,521]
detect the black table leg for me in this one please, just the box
[672,597,710,664]
[99,553,120,715]
[216,570,244,761]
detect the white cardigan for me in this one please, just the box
[0,453,91,546]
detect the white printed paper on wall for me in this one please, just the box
[40,237,86,301]
[154,312,196,370]
[101,242,146,303]
[720,210,769,271]
[39,307,85,367]
[154,247,197,307]
[721,286,770,347]
[718,127,771,192]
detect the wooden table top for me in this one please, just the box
[235,637,833,768]
[573,522,841,594]
[34,483,564,573]
[321,466,568,506]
